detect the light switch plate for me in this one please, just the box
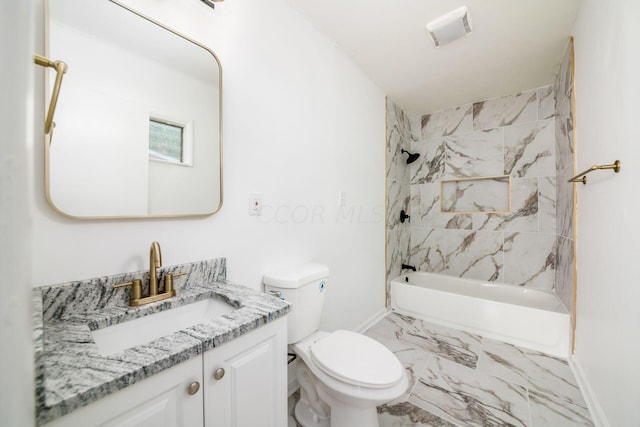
[249,193,262,216]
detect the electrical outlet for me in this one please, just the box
[338,191,346,206]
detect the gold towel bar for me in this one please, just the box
[34,54,68,137]
[568,160,621,185]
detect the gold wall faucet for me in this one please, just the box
[113,241,185,307]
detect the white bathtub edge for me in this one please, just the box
[391,279,570,358]
[568,356,610,427]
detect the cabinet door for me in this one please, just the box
[203,317,287,427]
[44,356,203,427]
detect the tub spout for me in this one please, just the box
[401,264,416,271]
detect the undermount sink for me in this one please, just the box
[91,296,236,355]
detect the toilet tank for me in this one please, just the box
[263,263,329,344]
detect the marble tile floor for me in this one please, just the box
[290,312,594,427]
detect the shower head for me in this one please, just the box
[407,152,420,164]
[401,149,420,164]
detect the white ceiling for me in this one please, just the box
[285,0,581,114]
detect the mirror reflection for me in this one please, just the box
[46,0,222,218]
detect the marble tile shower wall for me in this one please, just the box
[386,100,415,302]
[554,41,576,311]
[407,86,558,289]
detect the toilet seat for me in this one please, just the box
[309,330,403,389]
[293,330,409,427]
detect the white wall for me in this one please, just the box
[32,0,386,332]
[0,0,35,425]
[572,0,640,425]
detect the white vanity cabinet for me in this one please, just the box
[44,356,204,427]
[203,317,288,427]
[43,317,287,427]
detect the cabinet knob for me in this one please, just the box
[213,368,225,380]
[187,381,200,395]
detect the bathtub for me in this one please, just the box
[390,272,570,357]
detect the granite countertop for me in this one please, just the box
[33,258,290,426]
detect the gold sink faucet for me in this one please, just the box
[114,241,185,307]
[149,241,162,297]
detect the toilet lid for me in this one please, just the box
[309,330,403,388]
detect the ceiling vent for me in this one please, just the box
[426,6,473,47]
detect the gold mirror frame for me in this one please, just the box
[43,0,223,219]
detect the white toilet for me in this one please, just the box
[263,263,407,427]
